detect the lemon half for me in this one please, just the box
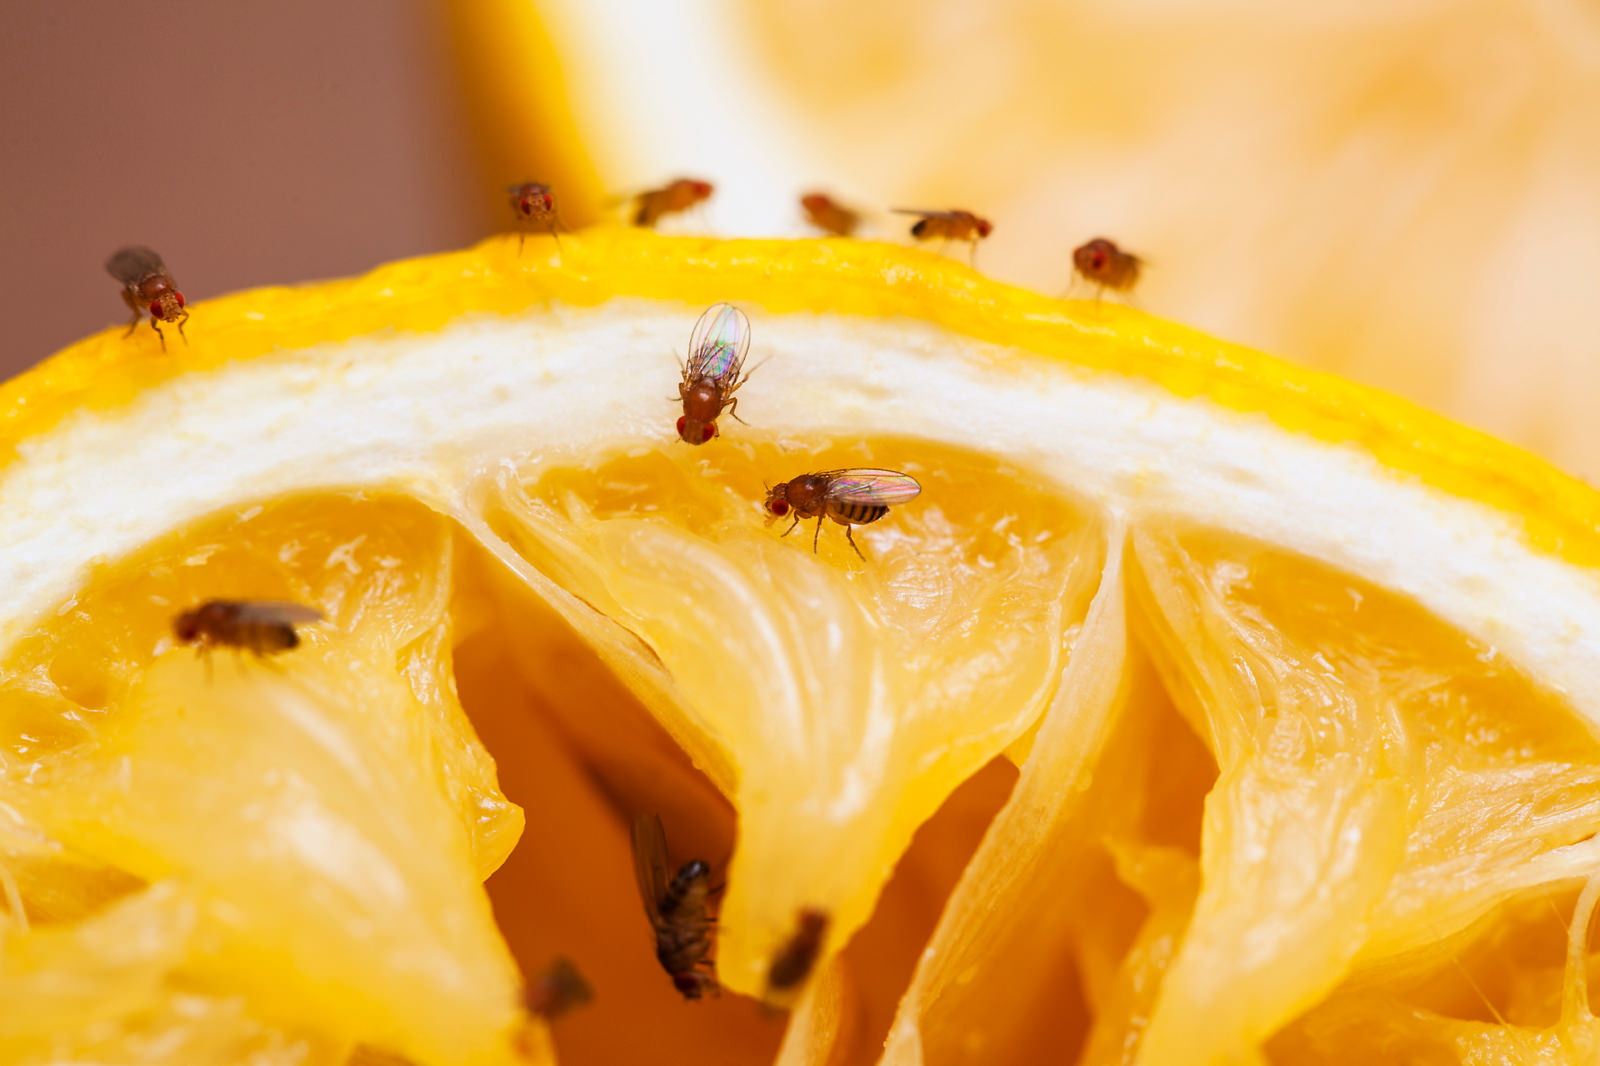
[2,230,1600,1065]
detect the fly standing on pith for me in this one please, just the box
[106,246,189,349]
[1071,237,1143,301]
[763,468,923,560]
[676,302,754,445]
[507,182,562,252]
[631,178,714,228]
[893,208,993,266]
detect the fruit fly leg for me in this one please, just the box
[967,237,979,268]
[150,318,168,352]
[812,515,826,553]
[725,396,747,426]
[780,514,802,539]
[120,290,142,337]
[843,524,866,561]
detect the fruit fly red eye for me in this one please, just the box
[175,292,185,307]
[977,219,993,237]
[676,416,688,436]
[149,302,165,319]
[770,499,790,517]
[542,193,553,209]
[700,424,716,443]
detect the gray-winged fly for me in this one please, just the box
[524,956,594,1020]
[172,599,325,658]
[767,908,828,996]
[800,193,860,237]
[676,302,753,445]
[632,178,714,228]
[892,209,992,266]
[508,182,562,251]
[763,468,923,559]
[630,814,718,1000]
[106,246,188,349]
[1072,237,1142,300]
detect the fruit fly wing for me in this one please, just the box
[821,469,923,506]
[684,303,751,387]
[106,246,167,283]
[630,814,671,924]
[234,601,326,625]
[890,208,958,220]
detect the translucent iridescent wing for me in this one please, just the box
[890,208,961,221]
[234,601,326,626]
[630,814,671,925]
[684,303,751,387]
[105,246,167,284]
[820,469,923,506]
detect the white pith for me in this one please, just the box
[3,297,1598,731]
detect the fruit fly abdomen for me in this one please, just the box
[508,182,560,251]
[676,302,752,445]
[630,814,719,999]
[1071,237,1143,299]
[106,246,189,349]
[763,468,922,559]
[172,599,325,657]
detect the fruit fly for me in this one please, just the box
[106,246,188,349]
[630,814,718,999]
[1072,237,1143,299]
[632,178,714,227]
[676,302,753,445]
[766,908,828,996]
[508,181,561,251]
[172,599,325,657]
[800,192,859,237]
[763,468,923,560]
[524,956,594,1020]
[893,209,992,266]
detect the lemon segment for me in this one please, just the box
[500,441,1101,997]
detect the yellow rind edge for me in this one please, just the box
[7,227,1596,570]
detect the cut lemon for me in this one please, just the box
[3,229,1600,1065]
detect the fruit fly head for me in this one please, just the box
[676,413,717,445]
[763,482,792,520]
[510,182,555,219]
[975,217,994,238]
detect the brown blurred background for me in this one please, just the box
[1,2,494,369]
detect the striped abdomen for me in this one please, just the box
[828,502,890,527]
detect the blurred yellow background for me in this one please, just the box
[452,0,1600,481]
[6,0,1598,479]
